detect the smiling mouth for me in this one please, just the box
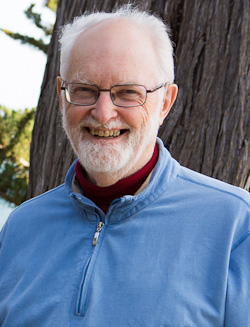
[88,128,126,138]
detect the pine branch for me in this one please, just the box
[24,4,53,36]
[0,29,48,53]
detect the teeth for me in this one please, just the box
[89,129,121,138]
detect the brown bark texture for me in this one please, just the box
[28,0,250,198]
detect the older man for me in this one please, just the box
[0,6,250,327]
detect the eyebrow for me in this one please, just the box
[69,72,140,86]
[71,71,88,83]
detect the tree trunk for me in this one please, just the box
[28,0,250,198]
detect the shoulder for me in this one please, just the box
[0,183,74,251]
[2,184,69,232]
[13,184,68,213]
[177,165,250,207]
[156,138,250,207]
[175,165,250,248]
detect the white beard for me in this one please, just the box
[62,112,160,180]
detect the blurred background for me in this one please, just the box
[0,0,56,229]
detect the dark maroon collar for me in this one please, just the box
[75,144,159,214]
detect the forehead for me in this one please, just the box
[66,19,160,85]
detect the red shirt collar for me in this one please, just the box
[75,144,159,214]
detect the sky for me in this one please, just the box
[0,0,56,110]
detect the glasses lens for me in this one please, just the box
[112,85,146,107]
[66,84,98,105]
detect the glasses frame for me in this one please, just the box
[60,79,167,107]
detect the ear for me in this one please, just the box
[159,84,178,126]
[56,76,64,112]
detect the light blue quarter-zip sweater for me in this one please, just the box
[0,138,250,326]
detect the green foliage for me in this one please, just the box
[0,106,35,205]
[0,1,57,54]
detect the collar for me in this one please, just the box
[74,144,159,213]
[65,138,180,223]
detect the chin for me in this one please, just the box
[62,111,160,179]
[76,137,138,176]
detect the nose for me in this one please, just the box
[90,91,118,124]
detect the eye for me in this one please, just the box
[70,84,97,98]
[123,89,138,95]
[115,87,141,100]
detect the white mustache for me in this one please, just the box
[79,116,131,130]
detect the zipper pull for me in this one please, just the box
[92,222,104,246]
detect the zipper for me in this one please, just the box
[76,221,105,316]
[92,222,104,246]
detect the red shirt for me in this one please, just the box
[75,144,159,214]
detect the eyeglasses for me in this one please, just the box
[60,80,166,107]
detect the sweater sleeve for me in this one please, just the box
[225,233,250,325]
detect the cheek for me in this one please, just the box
[120,110,149,130]
[140,105,151,127]
[139,97,161,127]
[65,105,88,126]
[119,100,159,130]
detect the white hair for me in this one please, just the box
[59,5,175,84]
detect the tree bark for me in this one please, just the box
[28,0,250,198]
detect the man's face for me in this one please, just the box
[58,20,177,186]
